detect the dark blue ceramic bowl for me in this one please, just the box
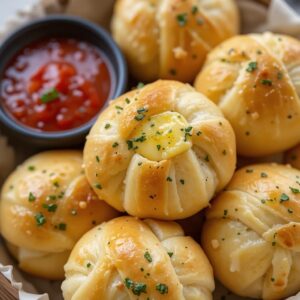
[0,15,127,148]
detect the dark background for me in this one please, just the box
[287,0,300,13]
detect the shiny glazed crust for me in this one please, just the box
[62,216,215,300]
[201,163,300,299]
[194,32,300,157]
[83,80,236,220]
[111,0,239,82]
[0,151,118,279]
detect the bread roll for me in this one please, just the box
[194,32,300,157]
[202,163,300,299]
[285,145,300,170]
[62,216,214,300]
[0,151,119,279]
[111,0,239,82]
[83,80,236,220]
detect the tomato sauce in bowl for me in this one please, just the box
[1,37,112,131]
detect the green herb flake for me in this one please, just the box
[156,283,168,295]
[41,88,60,103]
[176,13,188,27]
[277,72,283,80]
[127,140,133,150]
[104,123,111,129]
[112,142,119,148]
[42,203,57,212]
[166,176,172,182]
[280,193,289,203]
[246,61,258,72]
[260,172,268,178]
[157,144,161,151]
[289,186,300,194]
[28,192,36,202]
[58,223,67,231]
[96,155,100,162]
[168,252,173,257]
[137,82,145,89]
[191,5,198,14]
[115,105,123,111]
[28,165,36,171]
[86,263,91,268]
[261,79,273,86]
[94,183,102,190]
[124,278,147,296]
[35,213,46,226]
[144,251,152,263]
[47,195,57,201]
[125,98,130,104]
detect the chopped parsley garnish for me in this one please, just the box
[246,169,253,173]
[196,131,202,136]
[28,192,36,202]
[156,283,168,294]
[280,193,289,203]
[28,165,36,171]
[115,105,123,110]
[35,213,46,226]
[58,223,67,231]
[124,278,147,296]
[144,251,152,263]
[127,140,133,150]
[47,195,57,201]
[42,203,57,212]
[191,5,198,14]
[125,98,130,104]
[204,154,209,162]
[261,79,272,86]
[53,181,60,188]
[260,172,268,178]
[94,183,102,190]
[176,13,188,27]
[134,107,148,121]
[87,263,91,268]
[134,135,146,142]
[184,126,193,141]
[246,61,257,72]
[289,186,300,194]
[104,123,111,129]
[41,88,60,103]
[168,252,173,257]
[157,145,161,151]
[112,142,119,148]
[166,176,173,182]
[137,82,145,89]
[96,155,100,162]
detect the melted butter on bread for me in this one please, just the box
[130,111,192,161]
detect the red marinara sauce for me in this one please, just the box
[1,38,112,131]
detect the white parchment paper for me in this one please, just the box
[0,0,299,299]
